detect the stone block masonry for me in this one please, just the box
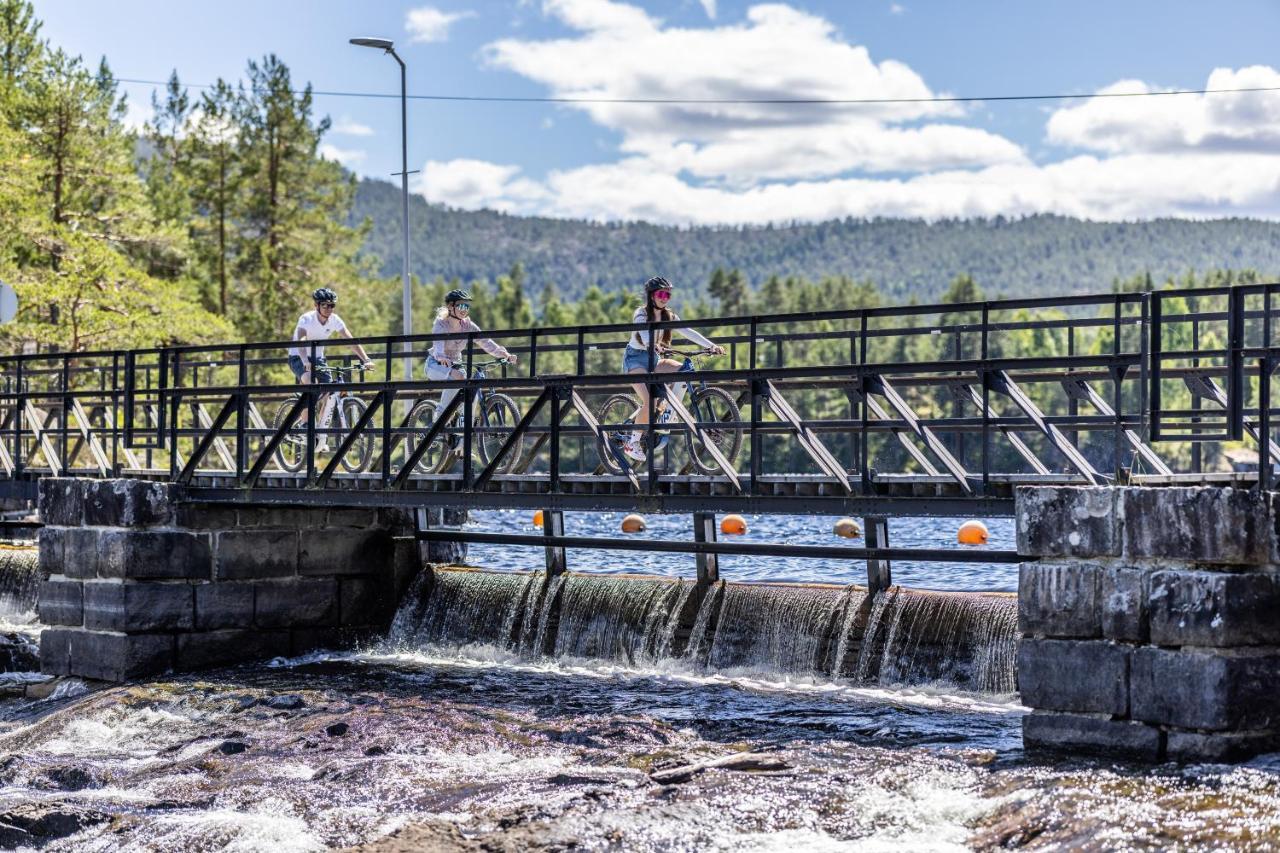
[1017,486,1280,762]
[36,478,423,681]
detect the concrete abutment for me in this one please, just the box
[35,478,442,681]
[1016,485,1280,762]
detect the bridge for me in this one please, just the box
[19,282,1280,763]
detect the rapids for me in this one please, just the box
[0,537,1278,848]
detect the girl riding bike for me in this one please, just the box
[425,289,518,413]
[621,276,724,462]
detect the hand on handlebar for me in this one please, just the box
[361,361,375,371]
[706,344,725,356]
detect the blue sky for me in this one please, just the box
[36,0,1280,224]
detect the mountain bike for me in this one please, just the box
[596,348,742,475]
[406,359,523,475]
[272,364,372,473]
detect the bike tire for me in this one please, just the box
[405,399,451,474]
[271,395,306,473]
[595,393,639,474]
[688,386,743,476]
[338,397,373,473]
[476,393,522,474]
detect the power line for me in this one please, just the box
[114,76,1280,106]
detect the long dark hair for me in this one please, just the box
[643,279,673,349]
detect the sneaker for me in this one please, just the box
[315,442,330,453]
[657,409,674,425]
[622,440,646,463]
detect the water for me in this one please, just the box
[0,546,1276,848]
[461,510,1018,591]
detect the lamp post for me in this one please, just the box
[350,36,413,381]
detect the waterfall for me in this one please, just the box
[385,567,1019,693]
[0,547,38,620]
[847,588,1019,691]
[703,583,852,675]
[552,574,682,664]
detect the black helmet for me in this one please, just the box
[312,287,337,304]
[445,288,472,304]
[645,276,673,293]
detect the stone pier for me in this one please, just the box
[1017,485,1280,762]
[36,478,427,681]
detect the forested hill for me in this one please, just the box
[353,178,1280,303]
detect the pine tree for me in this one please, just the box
[231,54,377,342]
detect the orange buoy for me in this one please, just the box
[533,510,544,528]
[720,514,747,535]
[621,513,646,533]
[833,518,861,539]
[958,520,989,545]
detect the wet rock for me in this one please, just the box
[364,745,386,756]
[0,631,39,673]
[43,764,105,791]
[261,694,305,710]
[0,802,109,847]
[325,722,349,737]
[218,740,247,755]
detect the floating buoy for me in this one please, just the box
[533,509,544,528]
[833,518,861,538]
[958,520,989,545]
[720,514,747,535]
[621,513,646,533]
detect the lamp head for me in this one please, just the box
[350,37,394,50]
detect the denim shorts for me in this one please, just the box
[622,346,655,373]
[288,355,330,382]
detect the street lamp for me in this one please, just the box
[350,36,413,381]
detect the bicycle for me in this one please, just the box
[596,348,742,475]
[272,364,373,474]
[406,359,523,475]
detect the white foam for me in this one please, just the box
[318,647,1023,716]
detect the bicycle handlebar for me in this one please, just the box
[664,347,721,358]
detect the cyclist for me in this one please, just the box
[425,289,518,416]
[620,276,724,462]
[288,287,375,440]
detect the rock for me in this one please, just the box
[364,745,386,756]
[0,802,109,847]
[325,722,349,737]
[217,740,247,755]
[261,694,305,710]
[43,764,104,791]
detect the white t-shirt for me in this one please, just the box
[289,310,347,358]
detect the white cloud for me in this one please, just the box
[1047,66,1280,154]
[890,3,906,14]
[319,144,366,168]
[431,2,1280,224]
[416,159,550,213]
[699,0,717,19]
[484,1,1010,184]
[405,6,476,43]
[332,118,374,137]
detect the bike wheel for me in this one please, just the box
[271,395,306,473]
[595,393,639,474]
[405,399,451,474]
[338,397,373,473]
[476,393,522,474]
[688,386,743,476]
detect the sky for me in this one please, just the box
[35,0,1280,225]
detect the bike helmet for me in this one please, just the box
[445,288,472,304]
[312,287,338,304]
[645,276,674,294]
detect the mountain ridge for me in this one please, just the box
[352,177,1280,302]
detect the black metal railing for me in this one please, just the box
[0,285,1275,513]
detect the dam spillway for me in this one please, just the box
[387,567,1018,693]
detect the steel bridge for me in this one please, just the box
[3,283,1277,511]
[7,282,1279,588]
